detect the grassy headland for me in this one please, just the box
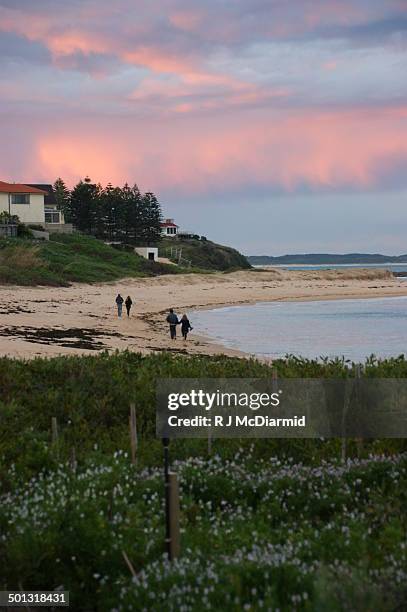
[159,236,251,271]
[0,233,251,286]
[0,234,185,286]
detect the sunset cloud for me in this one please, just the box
[3,105,405,198]
[0,0,407,251]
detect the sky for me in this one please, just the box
[1,0,407,254]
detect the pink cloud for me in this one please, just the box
[1,0,406,201]
[123,48,195,75]
[3,105,402,197]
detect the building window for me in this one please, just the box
[167,227,177,235]
[11,194,30,204]
[45,210,61,224]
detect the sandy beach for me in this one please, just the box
[1,268,407,359]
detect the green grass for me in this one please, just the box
[1,351,406,610]
[0,234,183,286]
[0,232,251,287]
[159,237,251,271]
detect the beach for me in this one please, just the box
[1,268,407,359]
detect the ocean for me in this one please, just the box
[191,296,407,362]
[254,263,407,274]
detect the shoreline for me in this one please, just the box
[151,288,407,360]
[1,268,407,360]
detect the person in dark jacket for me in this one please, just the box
[166,308,179,339]
[125,296,133,317]
[180,314,193,341]
[116,294,124,317]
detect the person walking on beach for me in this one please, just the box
[125,296,133,317]
[116,293,124,317]
[180,314,193,341]
[166,308,179,340]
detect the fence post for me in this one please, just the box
[341,365,363,463]
[51,417,58,444]
[51,417,59,459]
[341,381,350,464]
[168,472,181,560]
[355,365,363,457]
[70,447,77,473]
[272,368,278,393]
[162,438,181,561]
[129,403,137,466]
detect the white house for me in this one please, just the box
[0,181,46,224]
[135,247,158,261]
[160,218,178,237]
[26,184,72,232]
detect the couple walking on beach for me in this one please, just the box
[115,294,133,317]
[166,309,193,341]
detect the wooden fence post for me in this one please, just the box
[70,447,77,473]
[272,367,278,393]
[355,365,363,457]
[51,417,59,459]
[341,381,350,464]
[129,403,138,465]
[51,417,58,444]
[168,472,181,560]
[341,365,363,463]
[162,438,181,561]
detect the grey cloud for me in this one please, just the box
[0,31,50,64]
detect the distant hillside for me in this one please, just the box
[160,237,251,271]
[248,253,407,266]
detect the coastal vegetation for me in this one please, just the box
[0,233,180,286]
[160,236,252,271]
[0,232,251,286]
[0,351,406,610]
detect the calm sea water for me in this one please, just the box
[191,296,407,362]
[255,263,407,274]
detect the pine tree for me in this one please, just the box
[99,183,124,240]
[69,177,100,234]
[120,183,142,243]
[53,178,71,218]
[140,192,162,244]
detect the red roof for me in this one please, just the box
[0,181,47,195]
[161,222,178,227]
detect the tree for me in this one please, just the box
[121,184,144,243]
[69,177,100,234]
[52,177,163,244]
[139,192,162,244]
[99,183,124,240]
[53,178,70,218]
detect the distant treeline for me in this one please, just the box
[54,177,162,244]
[248,253,407,265]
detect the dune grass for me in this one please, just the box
[0,234,183,286]
[159,237,252,271]
[0,242,61,285]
